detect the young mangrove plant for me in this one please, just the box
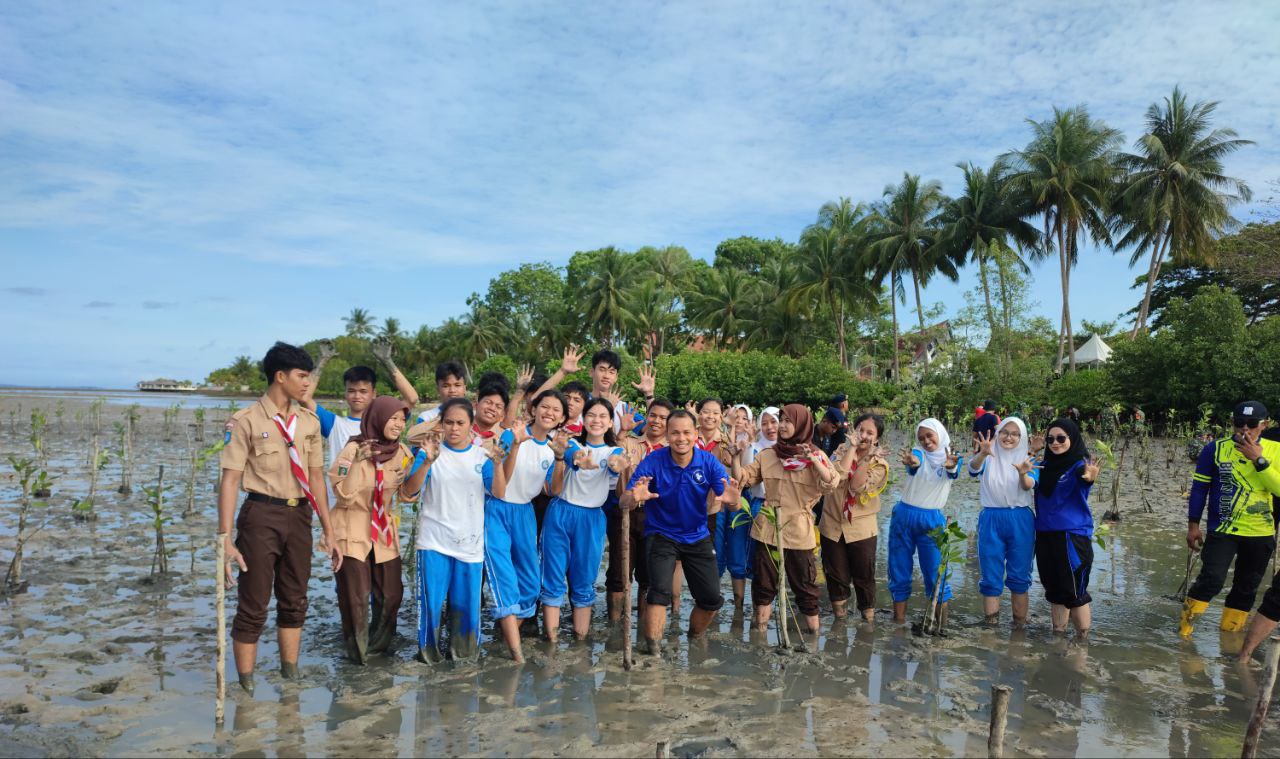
[71,438,111,522]
[90,397,105,442]
[29,408,48,473]
[144,465,171,575]
[162,403,181,441]
[4,456,54,594]
[193,407,206,443]
[1093,437,1126,523]
[54,400,65,434]
[184,426,225,517]
[115,419,134,495]
[921,520,966,636]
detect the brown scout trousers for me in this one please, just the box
[335,551,404,664]
[820,533,878,611]
[751,542,821,616]
[231,497,313,644]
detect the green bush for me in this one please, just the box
[1050,368,1116,415]
[472,355,518,390]
[651,349,895,410]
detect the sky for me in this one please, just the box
[1,1,1277,388]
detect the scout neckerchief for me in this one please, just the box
[473,424,496,440]
[842,456,861,521]
[696,434,719,452]
[370,465,394,547]
[270,412,319,516]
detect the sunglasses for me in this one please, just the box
[1046,434,1070,445]
[1235,418,1262,429]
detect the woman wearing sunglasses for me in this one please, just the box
[1033,418,1100,638]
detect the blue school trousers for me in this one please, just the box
[717,496,761,580]
[977,506,1035,596]
[887,501,953,604]
[483,496,540,620]
[416,549,482,662]
[539,497,608,608]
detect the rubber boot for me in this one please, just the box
[238,671,255,695]
[1179,598,1210,638]
[1221,607,1249,633]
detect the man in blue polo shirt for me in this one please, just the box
[626,409,740,653]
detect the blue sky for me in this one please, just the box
[1,2,1277,388]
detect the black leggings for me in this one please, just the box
[1188,531,1275,611]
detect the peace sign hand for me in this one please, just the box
[684,400,698,415]
[1081,457,1101,483]
[900,446,920,469]
[1030,432,1046,456]
[944,447,960,470]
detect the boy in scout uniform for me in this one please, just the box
[220,342,343,694]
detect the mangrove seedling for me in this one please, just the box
[4,456,54,594]
[184,426,225,517]
[115,419,134,495]
[1093,437,1127,523]
[72,439,111,522]
[162,403,181,441]
[55,400,65,434]
[90,397,105,441]
[144,465,171,575]
[193,407,206,443]
[29,408,48,471]
[921,520,966,636]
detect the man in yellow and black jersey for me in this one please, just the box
[1180,401,1280,638]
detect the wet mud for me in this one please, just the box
[2,394,1279,757]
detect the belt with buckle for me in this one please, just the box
[246,492,302,507]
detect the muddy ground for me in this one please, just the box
[1,394,1278,757]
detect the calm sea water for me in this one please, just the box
[0,387,255,409]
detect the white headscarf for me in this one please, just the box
[756,406,779,450]
[915,418,952,474]
[733,404,753,430]
[978,417,1032,508]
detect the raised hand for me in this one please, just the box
[718,477,743,507]
[802,443,825,466]
[973,431,994,456]
[944,447,960,470]
[684,400,698,415]
[631,364,656,396]
[316,338,337,363]
[735,430,752,451]
[1013,456,1039,476]
[600,390,622,408]
[516,363,534,391]
[482,438,505,463]
[1030,432,1046,456]
[370,337,393,364]
[574,448,599,470]
[1081,457,1101,483]
[618,402,638,433]
[560,344,584,374]
[510,424,531,447]
[900,446,920,469]
[630,476,659,503]
[355,440,374,462]
[606,452,629,473]
[419,433,441,462]
[547,430,569,457]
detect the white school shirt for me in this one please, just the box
[743,439,774,500]
[416,406,441,425]
[416,443,491,563]
[561,440,625,508]
[899,447,960,510]
[497,427,556,505]
[327,417,362,466]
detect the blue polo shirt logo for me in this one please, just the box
[692,470,705,484]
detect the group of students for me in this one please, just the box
[217,340,1280,694]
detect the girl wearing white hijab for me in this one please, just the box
[888,418,962,623]
[720,407,777,608]
[968,417,1038,626]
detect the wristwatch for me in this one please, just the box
[1256,456,1271,472]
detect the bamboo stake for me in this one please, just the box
[621,506,633,671]
[1241,640,1280,758]
[655,740,670,758]
[215,534,227,726]
[988,684,1011,758]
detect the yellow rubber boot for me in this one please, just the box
[1220,607,1249,632]
[1179,598,1210,638]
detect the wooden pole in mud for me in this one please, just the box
[215,534,226,726]
[1242,639,1280,758]
[988,684,1011,758]
[655,740,670,758]
[621,506,633,671]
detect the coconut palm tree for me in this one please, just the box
[685,267,757,349]
[747,255,812,356]
[1115,87,1253,335]
[788,198,874,368]
[380,317,403,342]
[343,307,376,339]
[457,305,511,363]
[936,162,1041,335]
[1002,106,1122,372]
[625,280,680,356]
[581,247,634,346]
[867,174,952,377]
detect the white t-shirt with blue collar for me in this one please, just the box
[496,427,556,505]
[561,439,625,508]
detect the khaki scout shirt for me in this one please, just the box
[329,441,413,563]
[818,445,890,544]
[699,430,738,516]
[740,447,839,550]
[221,394,323,500]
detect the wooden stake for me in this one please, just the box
[215,534,226,726]
[1242,639,1280,758]
[655,740,670,758]
[988,684,1011,758]
[621,506,632,671]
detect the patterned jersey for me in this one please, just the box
[1188,437,1280,537]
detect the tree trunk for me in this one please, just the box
[890,274,901,383]
[1065,225,1077,373]
[1131,230,1169,336]
[835,299,847,369]
[978,241,997,336]
[1054,220,1069,373]
[912,267,929,367]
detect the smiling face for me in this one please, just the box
[666,413,695,456]
[997,423,1021,450]
[646,405,669,440]
[475,393,505,428]
[1046,426,1071,455]
[854,417,879,448]
[760,413,779,442]
[442,405,472,447]
[778,416,796,440]
[382,410,407,441]
[345,380,375,416]
[698,401,722,433]
[917,427,940,452]
[532,395,565,433]
[583,400,612,439]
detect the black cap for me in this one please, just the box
[831,393,847,404]
[823,407,846,424]
[1234,401,1268,422]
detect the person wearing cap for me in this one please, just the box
[1181,401,1280,638]
[814,407,847,459]
[1240,423,1280,660]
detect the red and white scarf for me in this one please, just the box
[842,459,860,521]
[270,413,319,516]
[696,436,718,452]
[781,457,810,471]
[370,466,394,546]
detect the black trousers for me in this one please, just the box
[1188,531,1275,611]
[645,534,724,612]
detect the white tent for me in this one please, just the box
[1072,334,1112,367]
